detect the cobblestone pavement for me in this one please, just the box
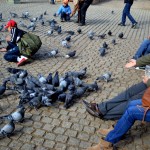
[0,0,150,149]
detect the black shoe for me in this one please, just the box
[118,22,125,26]
[82,100,103,118]
[78,23,85,26]
[131,23,138,29]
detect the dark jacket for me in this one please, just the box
[124,0,134,5]
[7,27,26,50]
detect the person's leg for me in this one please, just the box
[133,39,150,59]
[98,82,147,118]
[65,14,70,21]
[105,99,150,144]
[60,12,66,21]
[4,46,20,62]
[125,3,137,25]
[121,4,127,25]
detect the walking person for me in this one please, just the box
[118,0,138,28]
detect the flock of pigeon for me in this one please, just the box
[0,66,113,138]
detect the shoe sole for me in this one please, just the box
[17,59,28,67]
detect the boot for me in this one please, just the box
[97,126,114,137]
[87,138,113,150]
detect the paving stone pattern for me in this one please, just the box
[0,0,150,149]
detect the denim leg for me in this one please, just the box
[134,39,150,59]
[98,82,147,119]
[61,12,66,20]
[4,46,20,62]
[65,14,70,21]
[105,99,150,144]
[125,3,137,24]
[122,4,127,24]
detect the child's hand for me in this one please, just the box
[6,35,11,42]
[142,76,149,84]
[0,48,7,52]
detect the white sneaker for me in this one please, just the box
[17,56,28,66]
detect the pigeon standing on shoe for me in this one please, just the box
[65,50,76,58]
[99,47,106,56]
[0,106,25,123]
[118,32,124,39]
[108,30,112,36]
[0,120,15,138]
[96,72,113,82]
[77,28,81,34]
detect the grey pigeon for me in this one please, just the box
[0,106,25,123]
[65,35,71,42]
[0,25,4,31]
[108,30,112,36]
[6,67,24,74]
[47,30,53,36]
[53,13,56,17]
[52,71,59,87]
[96,72,113,82]
[65,50,76,58]
[74,86,87,98]
[44,11,47,15]
[73,77,83,86]
[19,21,27,28]
[83,81,99,91]
[59,78,67,91]
[37,74,47,84]
[40,20,45,26]
[111,39,116,45]
[58,93,66,102]
[41,95,52,106]
[30,17,38,22]
[38,14,43,20]
[111,10,114,14]
[10,12,18,18]
[62,40,70,49]
[57,26,62,34]
[47,49,58,57]
[88,31,94,40]
[98,33,106,39]
[77,28,81,34]
[46,73,52,84]
[0,79,8,95]
[64,91,74,109]
[0,13,2,21]
[0,120,15,138]
[118,32,124,39]
[65,31,75,35]
[99,47,106,56]
[103,42,108,49]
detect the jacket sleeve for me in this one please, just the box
[57,6,62,15]
[136,54,150,67]
[67,6,71,15]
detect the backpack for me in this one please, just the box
[18,32,42,57]
[141,87,150,123]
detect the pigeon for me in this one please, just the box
[53,13,57,17]
[96,72,113,82]
[30,26,36,32]
[111,39,116,45]
[10,12,18,18]
[46,73,52,84]
[74,86,87,98]
[37,74,47,84]
[27,22,35,30]
[0,106,25,123]
[77,28,81,34]
[62,40,70,49]
[88,31,94,40]
[111,10,114,14]
[41,95,52,107]
[68,84,75,91]
[48,49,58,57]
[118,32,124,39]
[64,91,74,109]
[0,79,8,95]
[103,42,108,49]
[18,70,28,78]
[108,30,112,36]
[65,31,75,35]
[47,30,53,36]
[99,47,106,56]
[38,14,43,20]
[58,93,66,102]
[40,20,45,26]
[6,67,24,74]
[59,79,68,91]
[19,21,27,28]
[21,12,29,19]
[65,36,71,42]
[0,25,4,31]
[44,11,47,15]
[83,81,99,91]
[0,13,2,21]
[52,71,59,87]
[73,77,83,86]
[30,17,38,22]
[0,120,15,138]
[98,33,106,39]
[65,50,76,58]
[57,26,62,34]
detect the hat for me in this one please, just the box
[5,20,17,29]
[63,0,69,5]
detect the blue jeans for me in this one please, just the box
[61,12,70,21]
[133,39,150,59]
[105,99,150,144]
[122,3,137,25]
[4,46,20,62]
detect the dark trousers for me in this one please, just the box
[80,0,93,24]
[78,1,84,23]
[4,46,20,62]
[98,82,147,120]
[61,12,70,21]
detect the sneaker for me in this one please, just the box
[78,23,85,26]
[118,22,125,26]
[135,66,145,71]
[17,57,28,66]
[131,23,138,29]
